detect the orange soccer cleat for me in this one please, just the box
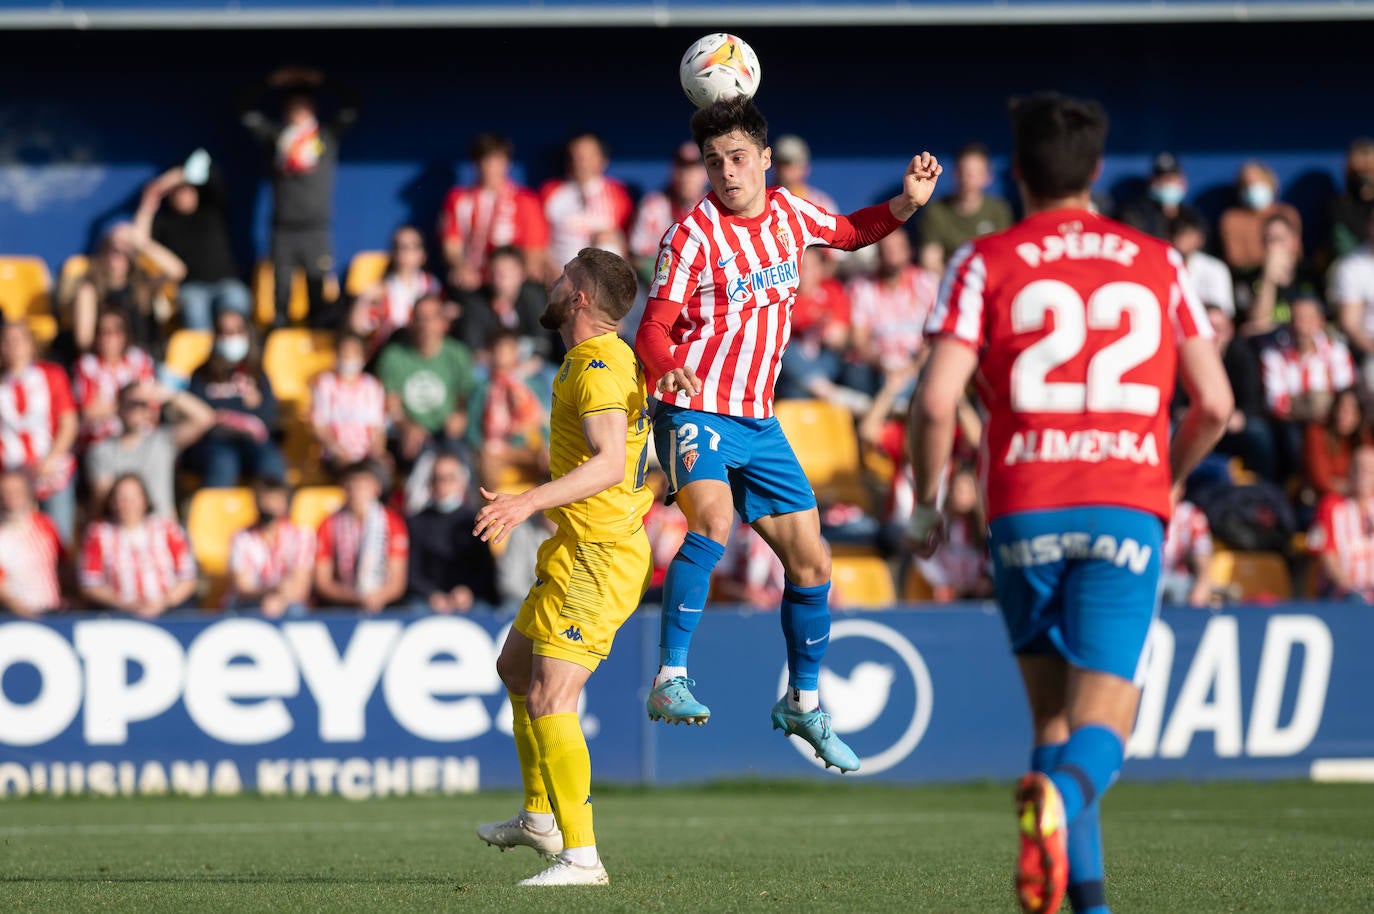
[1014,772,1069,914]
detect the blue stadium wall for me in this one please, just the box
[0,604,1369,797]
[0,19,1366,278]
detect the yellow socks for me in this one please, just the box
[530,711,595,850]
[509,694,552,815]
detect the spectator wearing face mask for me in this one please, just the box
[405,453,497,613]
[227,478,315,617]
[1219,160,1303,277]
[1121,151,1204,241]
[311,333,388,474]
[185,309,287,487]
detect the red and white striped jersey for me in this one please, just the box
[439,180,549,275]
[316,505,408,594]
[1260,332,1356,417]
[311,370,387,464]
[1162,499,1213,574]
[0,361,77,497]
[228,520,315,598]
[926,209,1212,522]
[72,348,157,445]
[630,190,697,260]
[647,187,852,418]
[79,518,196,604]
[848,264,940,372]
[540,176,634,267]
[0,511,64,611]
[1308,493,1374,593]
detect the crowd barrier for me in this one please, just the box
[0,604,1367,797]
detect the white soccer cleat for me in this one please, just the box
[476,812,564,859]
[517,856,610,887]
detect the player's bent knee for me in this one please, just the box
[495,649,531,696]
[689,509,733,545]
[784,552,831,588]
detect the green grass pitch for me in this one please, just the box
[0,780,1370,912]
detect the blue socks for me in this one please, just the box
[1050,725,1123,823]
[780,580,830,691]
[1036,729,1118,914]
[658,532,725,668]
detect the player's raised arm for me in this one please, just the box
[827,152,943,251]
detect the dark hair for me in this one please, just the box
[104,472,152,522]
[1326,388,1370,455]
[1010,93,1108,200]
[569,248,638,322]
[486,327,522,350]
[690,96,768,153]
[254,476,291,497]
[469,132,514,162]
[1168,210,1207,240]
[337,331,368,353]
[488,244,524,267]
[342,459,385,485]
[566,131,609,161]
[955,142,991,163]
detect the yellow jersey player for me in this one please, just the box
[473,247,652,887]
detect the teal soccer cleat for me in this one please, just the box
[770,699,860,772]
[645,677,711,725]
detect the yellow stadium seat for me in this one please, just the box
[186,488,258,601]
[344,250,390,297]
[253,260,311,327]
[773,399,870,509]
[1209,550,1292,601]
[831,554,897,609]
[164,329,214,378]
[262,328,336,404]
[291,485,346,534]
[0,256,52,322]
[27,314,58,347]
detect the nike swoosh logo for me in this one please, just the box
[677,605,703,614]
[805,636,828,646]
[717,255,737,268]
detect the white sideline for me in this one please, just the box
[1310,758,1374,783]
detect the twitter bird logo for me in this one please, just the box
[819,662,896,733]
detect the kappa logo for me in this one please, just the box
[561,625,584,642]
[681,450,700,473]
[585,360,608,370]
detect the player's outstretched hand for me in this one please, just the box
[658,366,702,398]
[474,486,535,546]
[904,503,946,559]
[903,152,944,210]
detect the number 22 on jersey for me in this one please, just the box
[1009,279,1163,416]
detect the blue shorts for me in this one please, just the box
[989,506,1164,682]
[652,402,816,523]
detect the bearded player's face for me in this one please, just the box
[540,268,575,330]
[702,130,771,218]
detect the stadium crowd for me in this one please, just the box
[3,69,1374,616]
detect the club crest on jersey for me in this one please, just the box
[681,450,700,473]
[773,224,793,254]
[654,249,673,286]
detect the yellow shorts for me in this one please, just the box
[514,525,652,672]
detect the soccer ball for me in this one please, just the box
[679,33,762,108]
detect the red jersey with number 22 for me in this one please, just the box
[926,209,1211,522]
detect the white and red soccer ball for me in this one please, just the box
[679,33,762,108]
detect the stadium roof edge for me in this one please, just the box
[4,3,1374,30]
